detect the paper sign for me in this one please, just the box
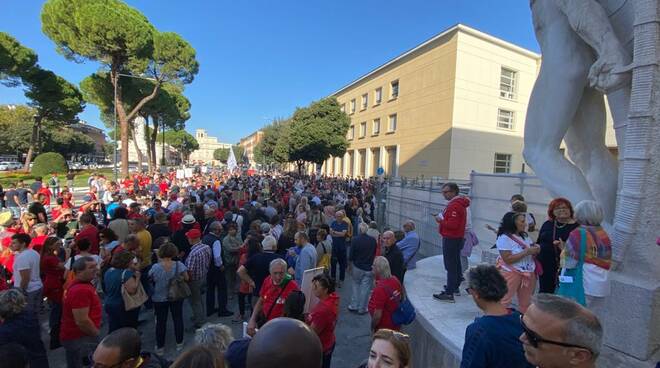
[301,267,325,313]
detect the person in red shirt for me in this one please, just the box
[60,256,102,368]
[37,186,52,206]
[247,258,299,336]
[30,223,49,253]
[369,256,403,332]
[40,236,66,349]
[307,273,340,368]
[75,213,100,255]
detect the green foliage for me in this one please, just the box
[286,97,350,166]
[41,0,155,73]
[255,119,289,165]
[43,126,96,155]
[213,145,244,164]
[31,152,68,176]
[152,32,199,84]
[0,32,38,87]
[23,67,85,123]
[161,129,199,160]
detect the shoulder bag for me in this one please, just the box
[384,284,416,326]
[168,262,191,301]
[506,234,544,276]
[256,279,290,328]
[121,269,148,310]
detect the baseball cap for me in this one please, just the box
[185,228,201,239]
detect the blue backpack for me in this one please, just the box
[385,286,416,326]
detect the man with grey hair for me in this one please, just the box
[396,220,421,283]
[347,222,377,314]
[289,231,317,284]
[246,258,299,336]
[195,322,234,354]
[520,294,602,368]
[204,221,233,318]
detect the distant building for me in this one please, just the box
[69,120,107,159]
[322,24,617,179]
[189,129,232,164]
[118,116,180,169]
[239,130,264,167]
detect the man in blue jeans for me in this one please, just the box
[329,210,349,288]
[347,223,376,314]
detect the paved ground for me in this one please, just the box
[43,267,371,367]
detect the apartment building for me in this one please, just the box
[239,130,264,167]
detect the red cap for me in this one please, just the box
[185,229,202,239]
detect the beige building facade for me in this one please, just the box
[189,129,232,164]
[323,24,617,180]
[239,130,264,167]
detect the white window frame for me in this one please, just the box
[500,67,517,100]
[361,94,368,110]
[350,99,356,114]
[388,114,397,132]
[390,80,399,99]
[374,87,382,105]
[372,118,380,135]
[493,153,512,173]
[359,122,366,138]
[497,109,515,130]
[348,125,355,140]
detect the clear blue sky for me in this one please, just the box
[1,0,539,144]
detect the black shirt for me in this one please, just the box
[349,234,377,271]
[384,245,405,282]
[245,252,282,296]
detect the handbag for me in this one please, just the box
[506,234,543,276]
[121,269,148,310]
[557,228,587,306]
[384,285,416,326]
[168,262,191,301]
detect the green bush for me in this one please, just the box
[31,152,68,177]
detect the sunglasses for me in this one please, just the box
[520,315,592,353]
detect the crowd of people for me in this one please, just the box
[0,168,613,368]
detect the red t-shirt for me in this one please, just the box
[30,235,48,254]
[38,187,52,206]
[307,292,339,353]
[76,225,100,255]
[60,281,102,341]
[41,254,64,303]
[368,277,402,331]
[259,276,299,322]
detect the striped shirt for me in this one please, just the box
[185,242,212,281]
[564,225,612,270]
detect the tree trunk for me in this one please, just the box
[143,116,153,173]
[111,66,161,178]
[23,116,42,172]
[150,117,159,171]
[297,160,304,176]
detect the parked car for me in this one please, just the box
[0,161,22,171]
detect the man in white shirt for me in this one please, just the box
[11,233,43,313]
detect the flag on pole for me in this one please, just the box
[227,146,238,172]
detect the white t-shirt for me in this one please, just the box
[495,234,535,273]
[64,254,102,270]
[13,249,43,292]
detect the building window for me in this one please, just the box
[388,114,397,132]
[350,99,356,114]
[375,87,382,105]
[390,80,399,99]
[348,125,355,140]
[340,103,346,113]
[500,67,517,100]
[361,94,368,110]
[497,109,515,130]
[372,118,380,135]
[359,122,366,138]
[494,153,512,173]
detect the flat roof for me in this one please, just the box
[331,23,541,96]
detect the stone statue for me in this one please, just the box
[524,1,660,365]
[523,0,633,228]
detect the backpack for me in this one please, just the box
[317,241,331,270]
[384,285,416,326]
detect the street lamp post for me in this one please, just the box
[160,116,165,171]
